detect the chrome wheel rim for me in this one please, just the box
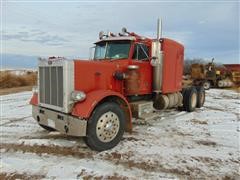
[191,93,197,108]
[96,111,120,143]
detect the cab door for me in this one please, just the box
[131,43,152,95]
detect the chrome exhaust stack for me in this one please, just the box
[151,18,164,93]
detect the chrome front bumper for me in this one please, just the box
[32,105,87,136]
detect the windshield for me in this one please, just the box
[94,41,131,60]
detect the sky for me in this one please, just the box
[1,0,239,68]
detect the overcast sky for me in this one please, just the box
[1,1,239,64]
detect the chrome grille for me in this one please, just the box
[39,66,63,107]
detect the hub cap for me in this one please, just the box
[96,111,120,143]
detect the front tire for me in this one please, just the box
[84,102,126,151]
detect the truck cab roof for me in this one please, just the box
[95,36,136,44]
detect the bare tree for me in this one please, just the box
[184,58,206,75]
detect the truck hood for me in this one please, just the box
[74,60,128,93]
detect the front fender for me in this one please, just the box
[71,90,132,132]
[30,93,38,105]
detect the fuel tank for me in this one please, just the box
[124,65,141,95]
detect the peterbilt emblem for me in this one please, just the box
[48,61,53,65]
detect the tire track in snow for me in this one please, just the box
[0,143,94,158]
[0,116,31,126]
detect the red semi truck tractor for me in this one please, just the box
[30,20,205,151]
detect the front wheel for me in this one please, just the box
[84,102,126,151]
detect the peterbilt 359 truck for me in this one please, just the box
[30,20,205,151]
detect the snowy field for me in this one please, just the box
[0,89,239,179]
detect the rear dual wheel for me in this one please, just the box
[182,86,205,112]
[196,86,205,108]
[183,87,198,112]
[84,102,125,151]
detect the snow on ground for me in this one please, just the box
[0,89,239,179]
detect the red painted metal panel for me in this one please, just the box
[71,89,132,131]
[224,64,240,72]
[74,60,128,94]
[74,58,153,96]
[71,89,131,118]
[161,38,184,94]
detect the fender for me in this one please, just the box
[72,90,132,132]
[30,93,38,106]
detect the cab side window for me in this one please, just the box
[132,44,149,60]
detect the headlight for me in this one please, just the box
[71,91,86,102]
[32,86,38,94]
